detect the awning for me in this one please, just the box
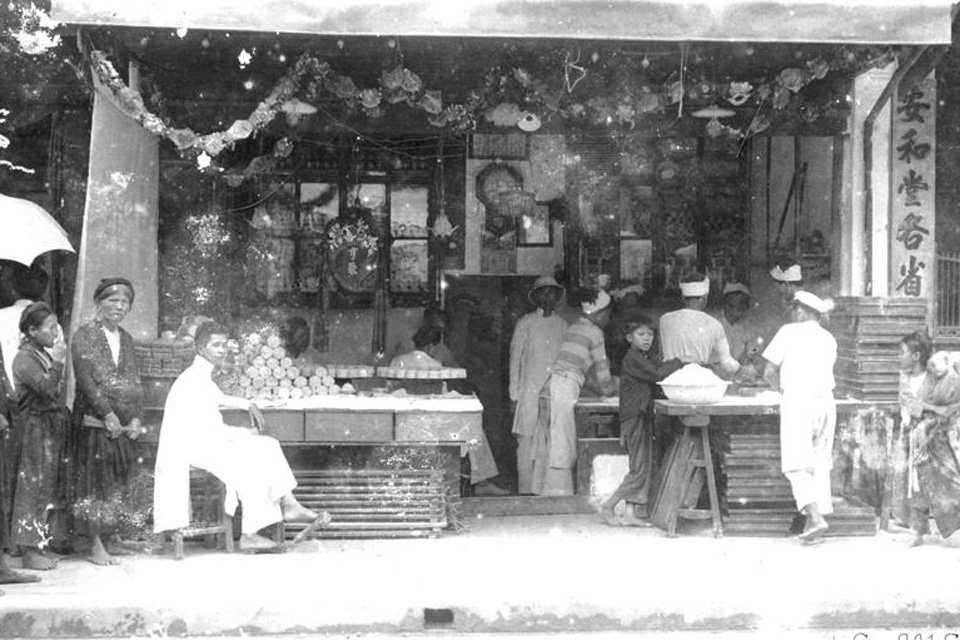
[51,0,956,45]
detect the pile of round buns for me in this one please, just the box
[232,333,358,401]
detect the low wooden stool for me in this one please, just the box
[171,468,234,560]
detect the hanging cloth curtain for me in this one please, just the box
[70,72,159,343]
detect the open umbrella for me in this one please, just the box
[0,192,74,266]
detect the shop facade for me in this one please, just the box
[1,1,956,531]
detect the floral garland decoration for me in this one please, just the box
[89,44,896,181]
[326,218,378,253]
[90,49,473,171]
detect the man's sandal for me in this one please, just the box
[292,511,332,545]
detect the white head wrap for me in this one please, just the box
[581,290,612,315]
[770,264,802,282]
[679,277,710,298]
[793,290,833,314]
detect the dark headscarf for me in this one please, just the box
[19,301,54,336]
[93,277,135,304]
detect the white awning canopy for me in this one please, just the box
[51,0,956,45]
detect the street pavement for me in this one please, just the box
[0,514,958,638]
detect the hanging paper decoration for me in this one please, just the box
[87,43,896,183]
[517,112,542,132]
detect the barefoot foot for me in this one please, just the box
[22,549,57,571]
[104,544,137,556]
[281,495,319,524]
[240,533,282,553]
[87,536,119,566]
[599,507,621,527]
[0,569,39,584]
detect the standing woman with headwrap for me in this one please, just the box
[71,278,144,565]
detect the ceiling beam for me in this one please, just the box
[51,0,955,45]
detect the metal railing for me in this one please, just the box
[937,250,960,338]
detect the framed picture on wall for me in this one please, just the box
[518,203,552,247]
[620,238,653,285]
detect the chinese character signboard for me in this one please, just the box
[891,76,935,299]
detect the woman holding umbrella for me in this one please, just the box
[71,278,145,565]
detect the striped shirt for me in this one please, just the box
[550,317,613,393]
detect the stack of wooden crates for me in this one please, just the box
[832,297,928,401]
[135,340,196,408]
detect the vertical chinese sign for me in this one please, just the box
[891,76,935,301]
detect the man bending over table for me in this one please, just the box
[153,321,326,551]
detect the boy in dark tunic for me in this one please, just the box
[601,315,682,526]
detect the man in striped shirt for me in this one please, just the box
[532,288,615,496]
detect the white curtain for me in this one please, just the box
[70,76,159,342]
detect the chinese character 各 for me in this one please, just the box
[897,86,931,124]
[896,129,931,164]
[895,255,926,296]
[897,169,929,207]
[895,212,930,250]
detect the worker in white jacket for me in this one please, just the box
[763,290,837,545]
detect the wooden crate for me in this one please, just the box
[722,502,878,537]
[719,432,878,537]
[286,469,448,539]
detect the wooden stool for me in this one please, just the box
[651,416,723,538]
[171,468,234,560]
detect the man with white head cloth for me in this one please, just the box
[659,273,739,376]
[769,260,804,318]
[762,290,837,544]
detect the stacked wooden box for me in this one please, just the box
[831,297,928,401]
[135,341,196,408]
[284,469,449,539]
[720,432,877,537]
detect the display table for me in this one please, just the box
[143,394,484,445]
[142,394,483,505]
[574,397,620,438]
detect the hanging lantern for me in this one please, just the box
[692,103,736,139]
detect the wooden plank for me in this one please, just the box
[650,430,704,531]
[223,408,305,441]
[394,411,482,442]
[304,411,393,442]
[460,495,594,517]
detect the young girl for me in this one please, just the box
[601,316,681,526]
[11,302,68,570]
[895,331,931,528]
[908,350,960,546]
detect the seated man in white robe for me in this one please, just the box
[153,321,324,551]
